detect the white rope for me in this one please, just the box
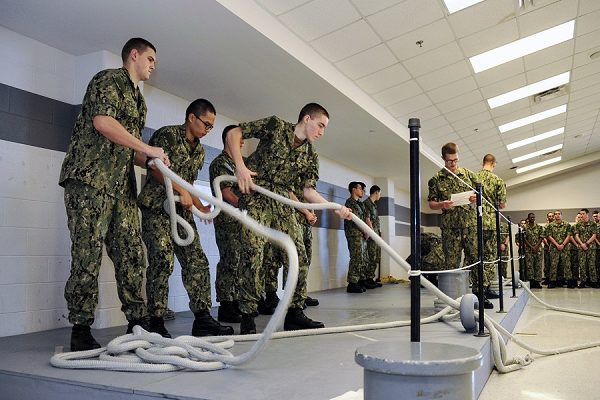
[51,160,600,374]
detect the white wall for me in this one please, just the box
[0,28,412,337]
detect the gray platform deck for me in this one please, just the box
[0,283,528,400]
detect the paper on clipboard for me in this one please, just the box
[450,190,475,206]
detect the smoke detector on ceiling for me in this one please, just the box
[533,84,569,103]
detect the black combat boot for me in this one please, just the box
[70,324,101,352]
[257,296,276,315]
[218,301,242,323]
[148,316,172,338]
[360,279,378,289]
[567,279,577,289]
[240,313,257,335]
[126,317,151,334]
[547,281,557,289]
[192,310,234,337]
[305,296,319,307]
[347,282,365,293]
[265,291,280,308]
[284,308,324,331]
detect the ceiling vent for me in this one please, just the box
[542,149,561,157]
[533,84,569,103]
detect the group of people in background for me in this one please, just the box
[344,182,383,293]
[518,209,599,289]
[59,37,352,352]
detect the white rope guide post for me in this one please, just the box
[50,159,600,373]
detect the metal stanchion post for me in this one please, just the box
[475,182,488,337]
[507,216,517,298]
[408,118,421,343]
[495,202,505,313]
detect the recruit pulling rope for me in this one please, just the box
[51,159,600,373]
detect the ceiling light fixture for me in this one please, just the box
[506,127,564,150]
[470,20,575,73]
[499,104,567,133]
[511,144,563,163]
[516,156,561,174]
[487,72,570,108]
[443,0,484,14]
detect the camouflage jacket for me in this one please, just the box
[362,197,381,234]
[137,124,205,210]
[240,116,318,196]
[545,220,572,247]
[476,169,507,230]
[209,151,243,225]
[344,197,366,237]
[59,68,146,197]
[524,223,545,253]
[427,167,478,230]
[574,220,598,249]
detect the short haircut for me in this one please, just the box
[221,125,238,145]
[185,99,216,120]
[528,212,535,218]
[555,210,561,215]
[298,103,329,123]
[547,211,554,216]
[483,153,496,164]
[348,181,364,193]
[594,210,599,215]
[370,185,381,195]
[441,142,458,159]
[121,37,156,63]
[580,208,589,214]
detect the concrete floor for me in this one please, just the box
[0,281,543,400]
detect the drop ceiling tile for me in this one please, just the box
[474,59,525,87]
[569,81,600,102]
[437,89,483,114]
[311,20,381,63]
[335,44,397,79]
[445,101,489,123]
[517,0,578,37]
[367,0,444,40]
[396,105,441,124]
[387,18,456,61]
[415,60,471,92]
[577,9,600,36]
[350,0,403,16]
[523,40,575,71]
[387,93,432,117]
[572,59,600,81]
[447,0,516,39]
[355,63,411,94]
[567,106,599,120]
[402,42,464,78]
[373,79,422,107]
[459,20,519,58]
[525,57,572,82]
[451,111,492,131]
[489,98,531,120]
[573,45,600,68]
[480,73,527,99]
[530,96,569,114]
[256,0,310,15]
[579,0,600,15]
[569,93,600,112]
[279,0,360,41]
[425,124,456,139]
[575,29,600,54]
[569,72,600,89]
[427,76,478,103]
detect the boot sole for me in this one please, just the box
[284,323,325,331]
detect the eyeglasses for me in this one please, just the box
[195,115,213,132]
[444,157,459,164]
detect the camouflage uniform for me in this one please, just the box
[236,116,317,314]
[209,151,244,302]
[476,168,507,287]
[363,197,381,280]
[545,220,573,281]
[345,197,367,284]
[137,124,211,317]
[574,220,598,284]
[524,223,545,281]
[499,222,510,278]
[427,168,479,285]
[543,226,551,281]
[59,68,148,326]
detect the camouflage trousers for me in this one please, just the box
[141,206,211,317]
[440,227,484,287]
[214,216,242,302]
[579,248,597,283]
[499,248,508,278]
[548,247,572,280]
[238,193,308,314]
[525,250,543,281]
[63,180,147,326]
[366,234,381,280]
[264,222,312,293]
[346,233,366,284]
[543,249,551,279]
[469,230,497,289]
[571,249,579,280]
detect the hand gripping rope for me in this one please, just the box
[50,159,600,373]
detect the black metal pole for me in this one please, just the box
[507,216,517,297]
[408,118,421,343]
[495,202,505,313]
[475,182,487,336]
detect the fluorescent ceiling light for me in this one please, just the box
[443,0,484,13]
[499,104,567,133]
[516,156,561,174]
[470,20,575,73]
[506,127,564,150]
[511,144,563,163]
[488,72,570,109]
